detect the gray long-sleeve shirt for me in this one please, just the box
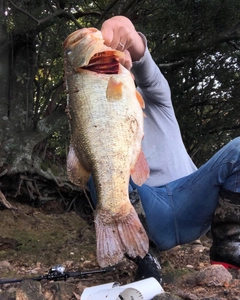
[131,35,197,187]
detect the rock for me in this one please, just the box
[42,281,75,300]
[191,239,206,253]
[176,290,199,300]
[0,288,16,300]
[152,292,183,300]
[16,279,44,300]
[195,265,232,287]
[0,260,11,269]
[186,264,194,268]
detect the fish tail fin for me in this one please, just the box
[95,204,149,267]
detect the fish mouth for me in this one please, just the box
[81,51,120,74]
[63,28,124,74]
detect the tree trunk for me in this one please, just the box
[0,18,67,177]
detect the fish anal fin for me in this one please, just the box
[67,145,90,187]
[131,149,150,186]
[95,205,149,267]
[136,90,145,108]
[106,77,123,102]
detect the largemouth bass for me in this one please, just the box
[63,28,150,267]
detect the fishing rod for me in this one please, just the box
[0,264,115,285]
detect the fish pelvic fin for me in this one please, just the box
[67,145,90,187]
[106,77,124,102]
[131,148,150,186]
[95,204,149,267]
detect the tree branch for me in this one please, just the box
[7,0,82,30]
[159,60,187,70]
[7,0,39,23]
[163,22,240,61]
[0,189,17,210]
[95,0,120,27]
[227,40,240,50]
[209,123,240,135]
[38,9,82,29]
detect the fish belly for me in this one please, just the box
[67,70,149,266]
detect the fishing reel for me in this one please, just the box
[47,264,67,280]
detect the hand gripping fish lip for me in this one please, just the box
[63,28,125,72]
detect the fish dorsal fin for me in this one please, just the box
[131,149,149,186]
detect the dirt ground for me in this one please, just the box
[0,198,240,300]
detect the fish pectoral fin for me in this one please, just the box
[95,204,149,267]
[131,149,150,186]
[67,145,90,187]
[136,90,145,109]
[106,77,123,102]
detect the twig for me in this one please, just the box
[0,169,8,177]
[14,177,23,197]
[0,190,17,210]
[33,180,42,197]
[83,189,94,212]
[38,196,56,202]
[25,180,37,200]
[65,194,78,212]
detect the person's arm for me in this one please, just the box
[131,33,172,107]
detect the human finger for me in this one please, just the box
[119,50,132,70]
[101,23,114,47]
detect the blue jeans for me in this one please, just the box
[88,137,240,251]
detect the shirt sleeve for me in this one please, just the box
[131,33,172,108]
